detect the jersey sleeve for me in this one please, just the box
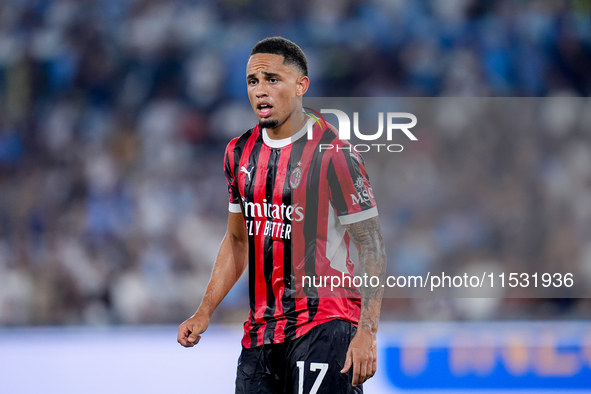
[327,147,378,225]
[224,140,242,213]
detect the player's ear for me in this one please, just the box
[295,76,309,97]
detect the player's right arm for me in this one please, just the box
[177,211,248,347]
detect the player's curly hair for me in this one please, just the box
[250,37,309,77]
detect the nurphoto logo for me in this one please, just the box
[304,107,418,153]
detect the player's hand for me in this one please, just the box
[177,312,210,347]
[340,328,377,386]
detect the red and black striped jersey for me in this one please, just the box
[224,120,378,349]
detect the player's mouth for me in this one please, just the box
[257,103,273,118]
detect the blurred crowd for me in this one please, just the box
[1,0,591,326]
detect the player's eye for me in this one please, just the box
[248,79,257,85]
[269,78,278,83]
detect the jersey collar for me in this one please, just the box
[262,117,310,149]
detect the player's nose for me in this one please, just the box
[254,83,268,98]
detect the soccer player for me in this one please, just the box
[178,37,386,393]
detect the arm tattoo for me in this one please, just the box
[346,216,387,333]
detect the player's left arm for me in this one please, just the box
[341,216,386,387]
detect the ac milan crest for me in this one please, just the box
[290,167,302,189]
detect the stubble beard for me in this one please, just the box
[259,119,279,129]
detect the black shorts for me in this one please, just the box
[235,319,363,394]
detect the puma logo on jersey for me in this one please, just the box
[241,165,254,181]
